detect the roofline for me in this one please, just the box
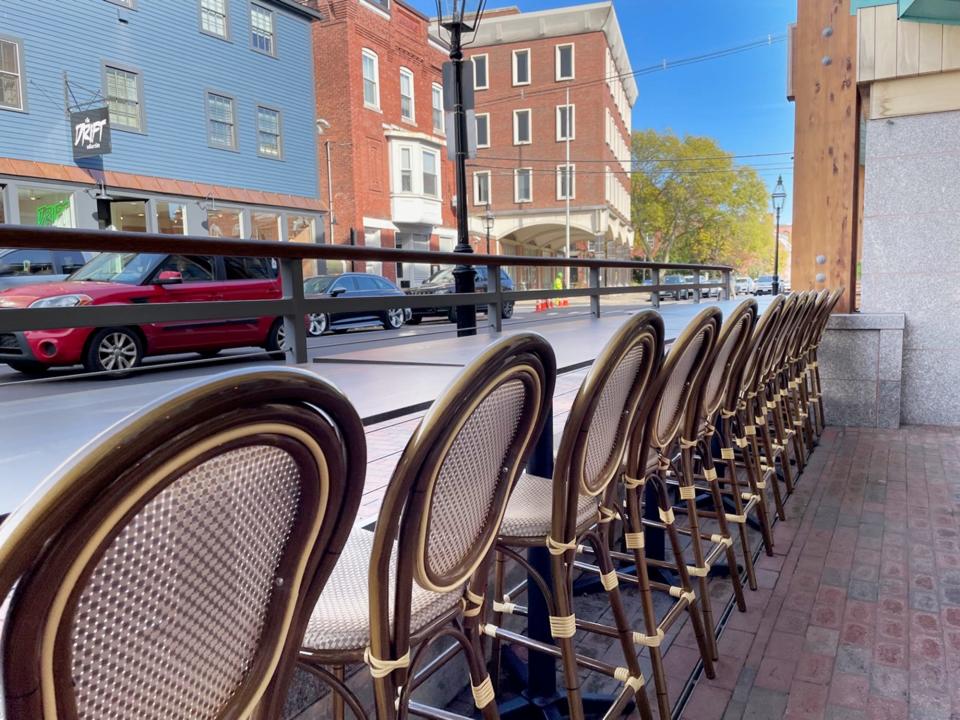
[265,0,326,21]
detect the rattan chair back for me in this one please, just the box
[0,368,366,720]
[738,295,785,403]
[798,290,831,358]
[692,300,758,431]
[765,292,800,380]
[639,307,721,456]
[368,333,555,664]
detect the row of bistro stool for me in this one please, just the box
[0,289,841,720]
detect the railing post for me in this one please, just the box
[488,264,503,333]
[589,266,600,318]
[721,269,732,300]
[693,269,701,304]
[650,268,661,309]
[280,257,308,365]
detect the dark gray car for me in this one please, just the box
[0,248,93,292]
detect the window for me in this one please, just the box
[105,0,136,7]
[557,164,575,199]
[512,49,530,86]
[206,208,242,237]
[513,109,531,145]
[0,250,55,277]
[400,147,413,192]
[155,201,185,234]
[251,211,280,240]
[556,43,574,80]
[104,65,144,132]
[207,92,236,150]
[257,106,282,158]
[556,104,575,141]
[362,49,380,110]
[200,0,229,38]
[475,113,489,148]
[287,214,316,243]
[399,67,415,123]
[250,3,275,56]
[109,200,147,232]
[0,37,25,112]
[18,187,74,227]
[431,83,443,134]
[472,54,488,90]
[473,171,490,206]
[514,168,532,203]
[155,255,215,282]
[225,256,278,279]
[422,149,438,197]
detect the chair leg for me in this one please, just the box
[701,443,747,612]
[490,550,506,692]
[755,404,787,521]
[735,419,776,558]
[551,551,586,720]
[297,662,366,720]
[679,445,718,661]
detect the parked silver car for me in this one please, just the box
[0,248,93,292]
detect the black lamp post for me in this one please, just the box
[483,203,494,255]
[771,175,786,296]
[437,0,487,336]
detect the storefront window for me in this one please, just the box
[17,187,74,227]
[109,200,148,232]
[207,208,242,238]
[287,214,318,275]
[156,201,186,235]
[251,211,280,241]
[0,188,6,224]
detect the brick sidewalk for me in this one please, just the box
[680,425,960,720]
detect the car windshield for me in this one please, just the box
[69,252,163,284]
[428,268,456,284]
[757,275,773,282]
[305,275,336,294]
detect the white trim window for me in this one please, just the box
[475,112,490,148]
[362,49,380,110]
[104,65,144,131]
[513,108,531,145]
[472,54,488,90]
[399,67,415,123]
[422,148,439,197]
[512,48,531,86]
[250,3,275,56]
[256,105,282,158]
[514,168,532,203]
[555,43,574,81]
[399,147,413,192]
[556,104,575,142]
[431,82,443,134]
[473,171,490,206]
[207,91,237,150]
[200,0,228,38]
[0,37,25,112]
[556,164,575,200]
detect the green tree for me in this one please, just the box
[631,130,773,274]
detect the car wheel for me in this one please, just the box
[266,319,287,358]
[84,327,143,375]
[384,308,405,330]
[407,315,422,325]
[307,313,329,337]
[501,302,515,319]
[447,307,458,323]
[6,360,49,376]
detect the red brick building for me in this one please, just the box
[309,0,458,286]
[462,1,636,288]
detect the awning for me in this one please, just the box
[362,217,399,232]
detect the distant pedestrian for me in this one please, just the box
[553,272,564,291]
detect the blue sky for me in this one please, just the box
[409,0,797,221]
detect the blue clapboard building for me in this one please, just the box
[0,0,325,242]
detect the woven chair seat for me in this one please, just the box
[303,528,461,652]
[500,472,598,538]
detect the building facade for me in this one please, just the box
[309,0,457,286]
[0,0,324,247]
[463,1,636,289]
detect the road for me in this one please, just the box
[0,294,698,401]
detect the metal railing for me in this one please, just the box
[0,225,732,365]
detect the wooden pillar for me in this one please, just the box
[790,0,860,312]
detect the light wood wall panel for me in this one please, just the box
[858,5,960,81]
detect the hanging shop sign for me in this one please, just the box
[71,107,112,159]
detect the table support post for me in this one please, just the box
[589,267,600,318]
[280,257,308,364]
[488,264,503,333]
[693,270,701,304]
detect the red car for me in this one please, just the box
[0,252,285,375]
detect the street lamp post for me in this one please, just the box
[483,204,494,255]
[437,0,487,337]
[771,175,786,296]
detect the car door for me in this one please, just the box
[143,255,224,351]
[328,276,358,324]
[353,275,384,322]
[218,256,281,345]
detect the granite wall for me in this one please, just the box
[861,110,960,426]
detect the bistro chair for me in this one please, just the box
[487,310,664,720]
[0,367,366,720]
[298,333,555,720]
[616,307,723,717]
[663,300,757,644]
[805,288,845,436]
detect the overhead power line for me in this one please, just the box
[473,151,794,165]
